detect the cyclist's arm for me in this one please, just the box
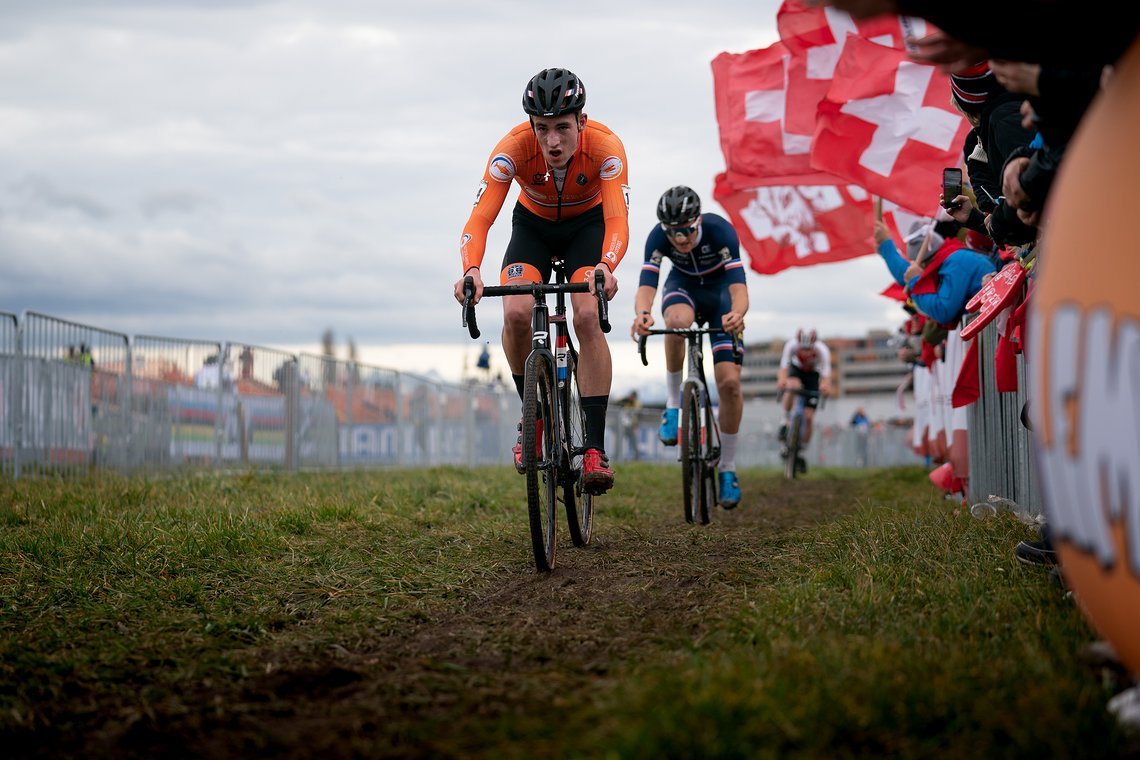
[631,284,657,337]
[776,341,794,388]
[596,133,630,274]
[459,135,519,275]
[817,343,834,394]
[723,282,748,334]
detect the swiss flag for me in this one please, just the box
[713,173,873,275]
[810,35,971,214]
[711,42,826,185]
[776,0,928,135]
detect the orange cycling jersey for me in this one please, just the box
[460,119,630,275]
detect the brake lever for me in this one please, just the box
[638,334,649,366]
[593,269,611,334]
[462,276,480,339]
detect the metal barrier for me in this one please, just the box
[965,319,1039,514]
[17,312,130,478]
[0,309,1037,488]
[0,312,19,477]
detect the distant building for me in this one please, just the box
[740,330,907,400]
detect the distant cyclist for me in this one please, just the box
[631,186,748,507]
[777,328,832,472]
[452,67,630,494]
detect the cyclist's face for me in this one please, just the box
[532,113,583,170]
[662,219,700,253]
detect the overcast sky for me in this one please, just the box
[0,0,907,391]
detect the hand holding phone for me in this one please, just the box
[942,167,963,210]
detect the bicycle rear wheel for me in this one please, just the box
[784,412,801,480]
[679,381,709,524]
[563,347,592,547]
[524,352,559,571]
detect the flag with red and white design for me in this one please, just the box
[777,0,928,135]
[711,42,826,185]
[713,173,873,275]
[809,35,971,214]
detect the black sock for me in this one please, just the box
[513,373,526,402]
[580,395,609,451]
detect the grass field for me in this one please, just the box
[0,464,1131,758]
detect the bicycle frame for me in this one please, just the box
[782,387,821,480]
[462,263,610,571]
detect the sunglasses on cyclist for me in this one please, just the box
[661,221,700,238]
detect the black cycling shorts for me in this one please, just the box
[500,203,605,285]
[789,364,821,408]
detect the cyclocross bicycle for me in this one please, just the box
[462,262,610,572]
[781,387,821,480]
[638,327,739,524]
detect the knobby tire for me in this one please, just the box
[784,411,802,481]
[524,353,558,571]
[680,381,709,524]
[563,347,592,547]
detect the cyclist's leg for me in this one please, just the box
[562,207,613,491]
[502,204,556,391]
[503,205,556,470]
[713,358,744,505]
[800,370,821,444]
[658,277,695,445]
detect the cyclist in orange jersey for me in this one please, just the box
[452,67,630,494]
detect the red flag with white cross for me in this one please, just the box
[711,42,824,185]
[809,35,971,214]
[776,0,929,135]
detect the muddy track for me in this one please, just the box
[65,479,863,758]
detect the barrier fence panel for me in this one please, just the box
[0,312,19,478]
[966,320,1039,515]
[20,312,130,478]
[131,336,225,471]
[230,343,307,469]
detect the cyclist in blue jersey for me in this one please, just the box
[631,186,748,508]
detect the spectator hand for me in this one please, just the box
[1002,156,1032,210]
[941,193,973,222]
[907,31,988,74]
[873,219,890,245]
[989,60,1041,97]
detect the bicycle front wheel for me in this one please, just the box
[524,352,559,571]
[784,413,801,481]
[679,381,709,524]
[563,347,592,547]
[702,401,718,513]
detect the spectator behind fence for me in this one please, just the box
[874,215,994,499]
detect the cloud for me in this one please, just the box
[0,0,910,380]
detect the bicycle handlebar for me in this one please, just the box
[461,269,610,340]
[637,327,743,367]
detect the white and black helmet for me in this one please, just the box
[522,68,586,117]
[657,185,701,226]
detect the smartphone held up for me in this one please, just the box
[942,167,963,210]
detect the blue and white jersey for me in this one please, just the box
[638,212,746,289]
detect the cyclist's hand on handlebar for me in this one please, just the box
[454,268,484,304]
[590,265,618,301]
[722,311,744,334]
[631,311,654,339]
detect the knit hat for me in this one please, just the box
[904,220,944,261]
[950,62,997,111]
